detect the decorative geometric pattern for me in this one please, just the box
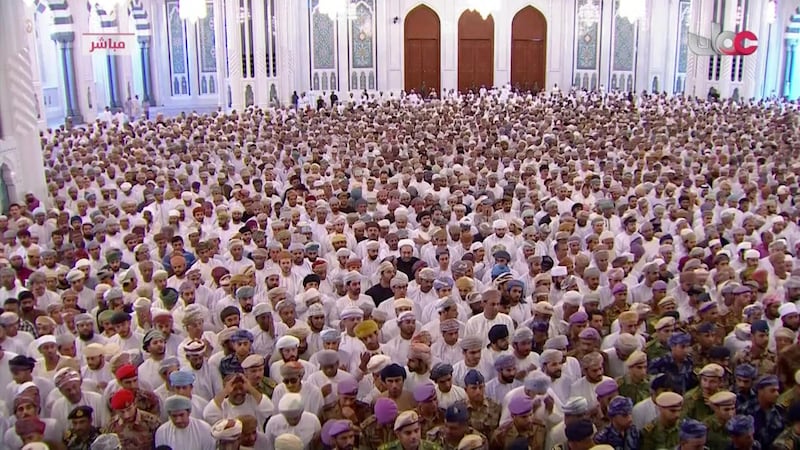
[677,0,690,73]
[197,1,216,73]
[577,22,598,70]
[313,11,335,69]
[351,2,374,69]
[166,0,186,74]
[613,16,635,71]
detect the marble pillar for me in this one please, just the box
[785,40,796,98]
[55,34,82,123]
[139,37,153,103]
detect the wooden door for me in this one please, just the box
[404,5,440,96]
[511,6,547,93]
[458,10,494,93]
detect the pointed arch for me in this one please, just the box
[457,9,494,93]
[511,6,547,93]
[404,4,440,95]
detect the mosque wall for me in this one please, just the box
[3,0,796,126]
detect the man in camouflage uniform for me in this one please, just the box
[322,378,372,424]
[702,391,737,449]
[489,396,545,449]
[241,353,278,399]
[462,370,500,438]
[413,383,444,436]
[640,392,682,450]
[361,398,400,450]
[690,322,718,371]
[426,404,486,450]
[616,350,649,404]
[114,363,161,417]
[103,389,161,450]
[644,316,674,361]
[64,405,101,450]
[773,401,800,450]
[683,363,725,421]
[732,320,776,378]
[378,411,442,450]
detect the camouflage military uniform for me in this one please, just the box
[644,339,669,360]
[718,309,741,335]
[691,345,714,372]
[732,347,777,377]
[359,415,396,450]
[605,303,628,329]
[417,408,445,436]
[490,422,545,449]
[778,387,800,410]
[773,428,800,450]
[256,376,278,398]
[616,375,650,404]
[640,420,679,450]
[135,389,161,417]
[465,399,501,438]
[322,400,373,425]
[378,440,442,450]
[64,426,101,450]
[426,426,486,450]
[682,387,714,421]
[702,415,730,449]
[103,409,161,450]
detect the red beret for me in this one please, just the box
[115,364,138,381]
[14,417,45,436]
[110,389,136,411]
[312,260,328,268]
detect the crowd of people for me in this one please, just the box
[2,85,800,450]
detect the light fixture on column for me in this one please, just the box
[766,0,777,24]
[318,0,356,20]
[467,0,500,19]
[179,0,207,22]
[578,0,601,26]
[96,0,123,13]
[617,0,646,23]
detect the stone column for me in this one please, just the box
[139,37,154,103]
[226,0,244,109]
[106,55,119,108]
[54,33,82,123]
[784,40,797,98]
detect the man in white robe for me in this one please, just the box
[156,395,216,450]
[263,393,321,450]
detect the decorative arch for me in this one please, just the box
[511,6,547,93]
[33,0,75,38]
[129,0,153,38]
[457,9,494,93]
[404,4,441,96]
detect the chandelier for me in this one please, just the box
[179,0,207,22]
[467,0,500,19]
[617,0,646,23]
[318,0,357,20]
[578,0,601,25]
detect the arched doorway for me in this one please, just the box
[404,5,440,96]
[511,6,547,93]
[458,10,494,93]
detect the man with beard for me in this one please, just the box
[18,290,45,325]
[269,335,316,380]
[204,372,275,430]
[396,240,421,280]
[485,355,521,404]
[155,395,215,450]
[321,377,371,424]
[81,343,113,390]
[309,349,355,405]
[108,311,145,354]
[379,410,442,450]
[51,369,109,429]
[183,339,222,401]
[328,419,357,450]
[138,329,169,389]
[412,383,444,436]
[236,286,257,329]
[64,406,101,450]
